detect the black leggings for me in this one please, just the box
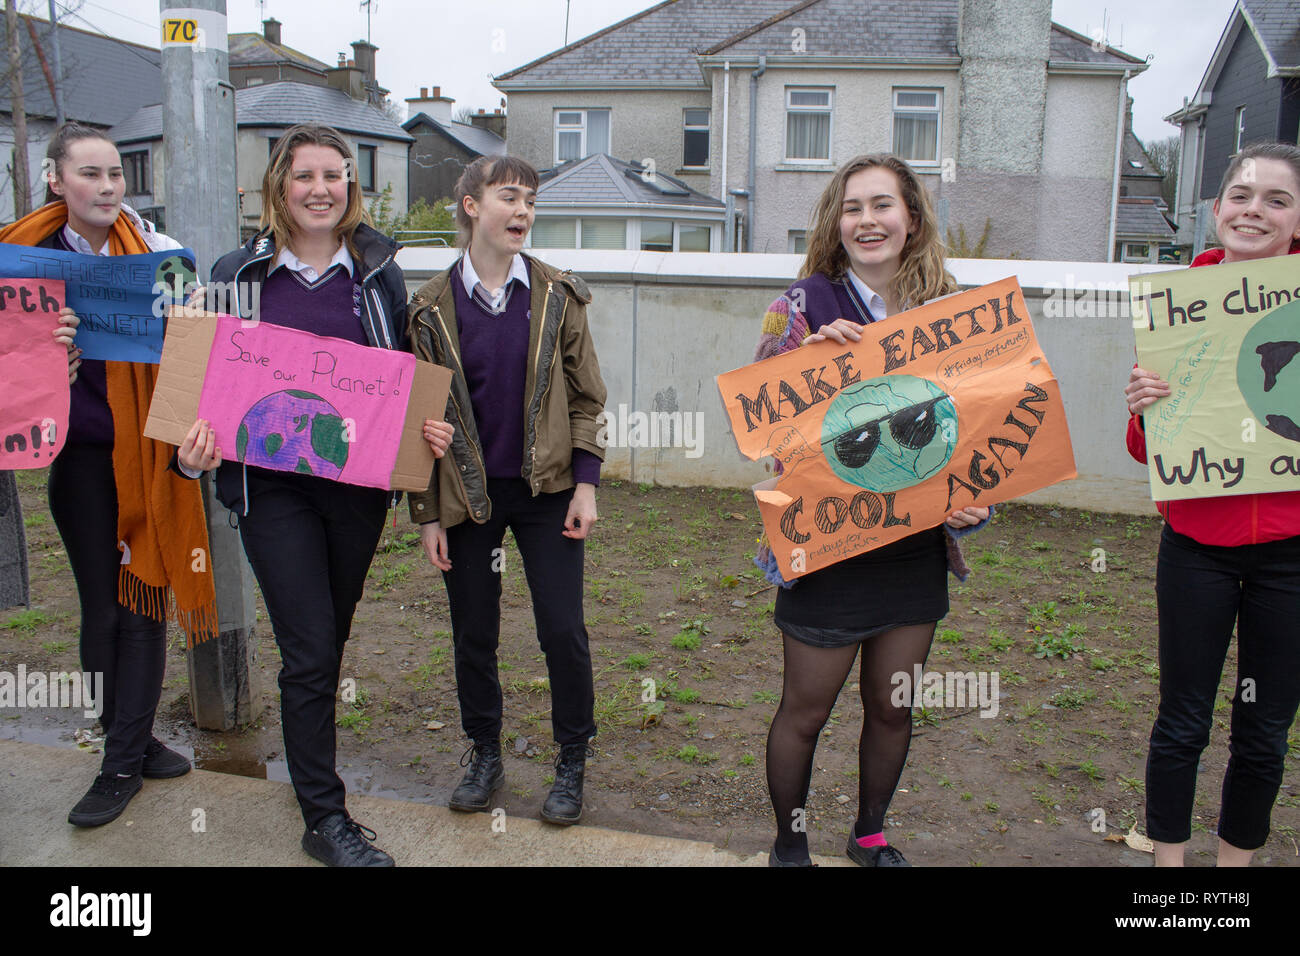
[766,622,937,860]
[47,443,167,776]
[1145,525,1300,850]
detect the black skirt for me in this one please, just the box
[774,526,949,648]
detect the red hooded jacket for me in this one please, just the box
[1126,247,1300,546]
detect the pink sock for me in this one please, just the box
[855,830,888,849]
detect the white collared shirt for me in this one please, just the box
[62,224,110,257]
[269,243,354,283]
[460,252,530,315]
[846,269,888,320]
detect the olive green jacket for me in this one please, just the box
[406,254,607,528]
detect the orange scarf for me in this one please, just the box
[0,202,218,645]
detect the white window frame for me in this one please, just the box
[784,88,833,164]
[674,221,713,252]
[554,109,610,164]
[787,230,807,254]
[891,88,942,166]
[682,108,710,169]
[1120,241,1152,263]
[1233,106,1246,153]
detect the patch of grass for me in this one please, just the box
[1078,760,1104,783]
[1048,688,1096,710]
[41,640,69,654]
[936,628,963,644]
[1,609,52,634]
[676,744,716,765]
[751,690,778,704]
[672,687,701,704]
[620,652,652,670]
[1027,601,1059,625]
[739,753,756,767]
[670,617,709,652]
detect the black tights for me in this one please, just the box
[766,623,937,861]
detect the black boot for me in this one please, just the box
[541,743,592,826]
[302,812,395,867]
[448,741,504,812]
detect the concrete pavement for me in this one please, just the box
[0,738,843,866]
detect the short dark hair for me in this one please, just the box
[453,156,540,249]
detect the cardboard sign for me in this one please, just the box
[1131,254,1300,501]
[0,278,69,469]
[0,242,196,363]
[718,277,1077,580]
[144,309,452,492]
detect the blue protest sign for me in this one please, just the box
[0,242,197,363]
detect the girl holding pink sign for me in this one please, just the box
[0,121,213,829]
[178,124,453,867]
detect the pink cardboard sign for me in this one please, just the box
[0,278,69,469]
[195,315,416,489]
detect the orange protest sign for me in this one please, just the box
[717,277,1077,580]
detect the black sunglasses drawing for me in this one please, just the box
[822,396,951,469]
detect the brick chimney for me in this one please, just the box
[468,109,507,140]
[405,83,455,123]
[262,17,281,45]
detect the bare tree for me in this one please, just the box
[5,0,31,218]
[1144,134,1180,211]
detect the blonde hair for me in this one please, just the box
[800,153,957,308]
[261,124,369,258]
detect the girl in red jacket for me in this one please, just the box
[1125,142,1300,866]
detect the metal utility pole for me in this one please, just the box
[46,0,63,126]
[6,1,32,218]
[160,0,258,730]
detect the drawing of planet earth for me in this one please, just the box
[820,375,958,492]
[1237,300,1300,443]
[235,389,348,478]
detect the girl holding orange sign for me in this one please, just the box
[755,154,990,867]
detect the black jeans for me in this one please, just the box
[235,469,388,828]
[47,443,167,776]
[1146,525,1300,849]
[442,478,594,746]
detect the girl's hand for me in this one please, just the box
[1125,366,1170,416]
[178,419,222,472]
[53,307,79,348]
[423,419,454,458]
[185,285,206,310]
[420,520,451,571]
[563,483,598,539]
[802,318,862,346]
[67,347,82,385]
[945,506,989,529]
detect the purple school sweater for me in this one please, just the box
[255,263,367,345]
[451,261,600,485]
[44,231,113,445]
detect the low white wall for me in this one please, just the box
[398,249,1182,516]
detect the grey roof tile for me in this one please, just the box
[1116,199,1175,239]
[0,14,161,126]
[495,0,799,85]
[1242,0,1300,69]
[538,153,722,207]
[110,81,413,144]
[228,32,331,72]
[404,113,505,156]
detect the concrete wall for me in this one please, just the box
[504,88,711,191]
[398,249,1181,515]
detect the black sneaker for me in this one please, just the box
[768,842,816,867]
[448,741,504,812]
[302,812,395,867]
[540,743,593,826]
[846,839,912,867]
[141,737,192,779]
[68,772,143,827]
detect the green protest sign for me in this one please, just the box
[1131,254,1300,501]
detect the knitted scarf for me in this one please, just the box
[0,201,218,644]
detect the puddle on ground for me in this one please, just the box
[1,708,426,804]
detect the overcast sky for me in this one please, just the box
[60,0,1236,144]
